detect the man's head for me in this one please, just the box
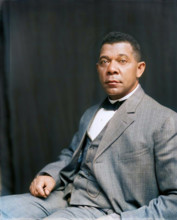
[97,31,146,100]
[101,31,142,62]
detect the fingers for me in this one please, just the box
[29,176,46,198]
[43,182,54,196]
[29,175,56,198]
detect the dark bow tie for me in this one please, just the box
[102,98,123,111]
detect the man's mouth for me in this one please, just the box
[106,80,121,86]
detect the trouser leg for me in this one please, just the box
[0,190,68,219]
[43,206,106,220]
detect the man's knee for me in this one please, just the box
[0,191,68,219]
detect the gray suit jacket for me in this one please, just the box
[40,85,177,219]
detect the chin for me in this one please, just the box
[107,90,121,98]
[107,91,124,100]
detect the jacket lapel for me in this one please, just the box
[60,104,100,184]
[71,103,101,159]
[94,86,145,160]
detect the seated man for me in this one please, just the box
[1,31,177,220]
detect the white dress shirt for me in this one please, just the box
[87,84,140,140]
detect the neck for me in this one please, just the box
[109,84,140,103]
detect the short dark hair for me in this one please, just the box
[101,31,142,61]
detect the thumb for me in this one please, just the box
[44,179,55,196]
[44,187,50,196]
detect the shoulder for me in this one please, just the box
[143,93,176,116]
[134,85,176,116]
[84,103,100,114]
[139,93,177,128]
[80,102,101,123]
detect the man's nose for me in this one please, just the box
[107,61,119,75]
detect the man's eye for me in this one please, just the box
[100,60,109,65]
[119,59,127,64]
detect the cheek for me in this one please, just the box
[123,70,137,83]
[98,69,106,81]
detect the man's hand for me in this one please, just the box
[29,175,56,198]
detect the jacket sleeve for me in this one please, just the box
[37,129,80,186]
[37,104,98,186]
[121,114,177,220]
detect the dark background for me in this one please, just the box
[0,0,177,195]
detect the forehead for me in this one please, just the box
[99,42,134,57]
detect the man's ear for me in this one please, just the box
[136,61,146,78]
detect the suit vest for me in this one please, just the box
[69,124,113,212]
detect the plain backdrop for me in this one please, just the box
[0,0,177,194]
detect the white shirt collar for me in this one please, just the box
[109,84,140,104]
